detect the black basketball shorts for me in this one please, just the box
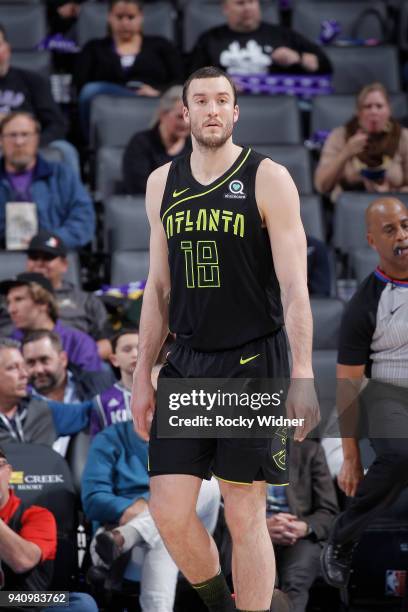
[148,328,290,485]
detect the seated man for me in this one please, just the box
[0,445,98,612]
[22,330,113,402]
[0,338,92,450]
[82,420,221,612]
[0,24,79,173]
[0,272,102,371]
[26,231,112,359]
[91,328,138,436]
[267,440,339,612]
[0,112,94,250]
[190,0,331,77]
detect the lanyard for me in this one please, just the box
[0,407,27,442]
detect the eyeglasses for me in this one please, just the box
[28,252,58,262]
[1,131,37,141]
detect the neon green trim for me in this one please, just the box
[267,482,290,486]
[161,148,252,221]
[213,473,253,486]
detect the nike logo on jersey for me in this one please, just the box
[172,187,190,198]
[240,354,260,365]
[390,304,404,315]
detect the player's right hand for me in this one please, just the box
[337,456,364,497]
[132,380,156,441]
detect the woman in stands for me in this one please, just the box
[122,85,191,194]
[74,0,183,138]
[314,82,408,201]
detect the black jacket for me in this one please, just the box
[190,23,332,75]
[0,67,67,145]
[123,124,191,194]
[74,35,183,92]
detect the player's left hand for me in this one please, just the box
[285,378,320,441]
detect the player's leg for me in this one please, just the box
[220,479,274,611]
[149,474,219,581]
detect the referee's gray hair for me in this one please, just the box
[0,337,21,353]
[150,85,183,127]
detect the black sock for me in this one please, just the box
[191,569,235,611]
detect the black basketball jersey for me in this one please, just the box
[160,146,283,351]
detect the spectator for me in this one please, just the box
[22,330,113,402]
[321,197,408,589]
[0,445,98,612]
[74,0,183,138]
[307,235,331,297]
[123,86,191,194]
[0,338,92,448]
[90,328,138,436]
[0,24,79,174]
[47,1,83,36]
[0,112,95,251]
[189,0,331,76]
[315,82,408,201]
[267,440,338,612]
[26,230,112,359]
[0,272,102,372]
[82,420,221,612]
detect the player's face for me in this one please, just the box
[367,202,408,273]
[23,337,67,394]
[26,254,68,289]
[108,1,142,42]
[223,0,261,32]
[184,77,239,149]
[358,90,391,134]
[0,348,28,402]
[111,333,139,375]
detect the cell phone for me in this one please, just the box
[360,167,386,182]
[126,81,144,90]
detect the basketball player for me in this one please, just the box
[132,66,318,612]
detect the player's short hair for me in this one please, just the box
[182,66,238,108]
[111,327,139,354]
[109,0,143,10]
[22,329,63,353]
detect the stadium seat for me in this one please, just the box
[234,96,301,145]
[77,1,176,48]
[65,431,91,497]
[104,195,148,251]
[291,1,389,44]
[300,195,325,241]
[0,250,81,287]
[95,146,124,202]
[310,93,408,136]
[182,0,278,53]
[90,95,160,149]
[312,349,337,431]
[255,145,313,194]
[11,50,51,77]
[325,46,401,94]
[311,297,344,350]
[0,4,46,50]
[111,250,150,285]
[2,442,78,590]
[350,247,378,283]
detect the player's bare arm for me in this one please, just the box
[256,158,319,439]
[131,163,172,441]
[336,363,365,497]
